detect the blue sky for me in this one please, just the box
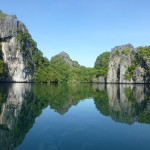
[1,0,150,67]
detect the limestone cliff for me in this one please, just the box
[0,11,34,82]
[107,44,136,83]
[104,44,150,83]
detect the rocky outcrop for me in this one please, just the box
[106,44,150,83]
[0,11,33,82]
[92,76,106,83]
[58,51,73,65]
[107,44,135,83]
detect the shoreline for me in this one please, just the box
[0,81,150,84]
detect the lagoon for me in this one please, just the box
[0,83,150,150]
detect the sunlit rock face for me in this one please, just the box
[106,44,150,83]
[0,13,33,82]
[107,44,136,83]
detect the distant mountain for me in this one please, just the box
[50,51,80,67]
[48,51,94,83]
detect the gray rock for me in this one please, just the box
[53,51,80,67]
[92,76,106,83]
[106,44,150,83]
[107,44,135,83]
[58,51,73,65]
[0,12,32,82]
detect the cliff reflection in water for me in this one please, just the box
[0,83,150,149]
[94,84,150,124]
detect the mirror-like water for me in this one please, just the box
[0,83,150,150]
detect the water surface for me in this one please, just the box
[0,83,150,150]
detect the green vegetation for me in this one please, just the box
[124,46,150,80]
[16,27,96,83]
[137,46,150,74]
[0,60,5,76]
[124,88,136,103]
[94,52,110,78]
[0,44,7,80]
[112,49,120,57]
[137,46,150,58]
[124,59,138,80]
[33,54,95,83]
[17,27,35,72]
[34,51,110,83]
[94,89,110,116]
[17,27,49,74]
[112,48,131,57]
[0,11,7,20]
[122,48,130,55]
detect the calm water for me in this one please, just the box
[0,83,150,150]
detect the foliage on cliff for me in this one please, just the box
[94,52,110,78]
[0,11,7,20]
[0,46,7,80]
[124,58,138,80]
[137,46,150,62]
[124,46,150,80]
[16,27,49,76]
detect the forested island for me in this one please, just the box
[0,11,150,83]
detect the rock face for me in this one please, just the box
[92,76,106,83]
[0,12,33,82]
[107,44,135,83]
[106,44,150,83]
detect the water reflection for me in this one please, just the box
[106,84,150,124]
[0,84,33,150]
[0,83,150,149]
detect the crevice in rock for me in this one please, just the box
[0,42,3,59]
[117,65,120,83]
